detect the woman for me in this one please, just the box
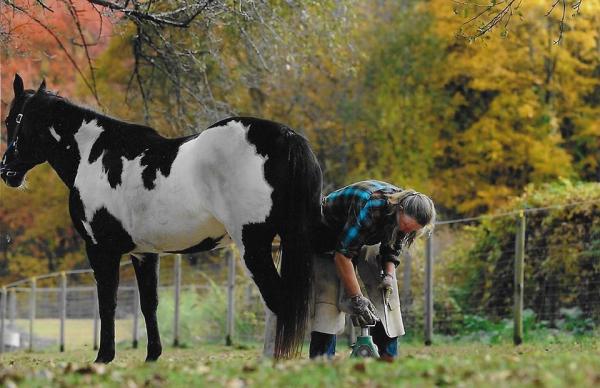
[310,180,436,359]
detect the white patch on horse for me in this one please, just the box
[82,220,98,244]
[48,126,61,142]
[191,120,273,277]
[71,119,242,253]
[73,119,104,159]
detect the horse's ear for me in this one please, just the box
[13,74,24,97]
[36,79,47,94]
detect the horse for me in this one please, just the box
[1,74,322,362]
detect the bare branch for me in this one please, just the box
[4,0,102,106]
[458,0,585,42]
[87,0,214,27]
[61,0,100,102]
[34,0,54,12]
[461,0,520,39]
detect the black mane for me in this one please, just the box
[32,90,192,190]
[46,92,165,141]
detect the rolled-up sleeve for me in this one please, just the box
[336,199,382,259]
[379,233,402,267]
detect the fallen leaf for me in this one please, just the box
[4,380,17,388]
[126,379,138,388]
[76,363,106,375]
[34,369,54,380]
[225,378,245,388]
[63,362,78,373]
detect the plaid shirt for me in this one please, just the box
[322,180,404,267]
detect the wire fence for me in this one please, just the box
[400,200,600,343]
[0,249,268,353]
[1,200,599,353]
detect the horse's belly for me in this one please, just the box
[129,205,229,253]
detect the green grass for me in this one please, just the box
[11,319,135,348]
[1,339,599,387]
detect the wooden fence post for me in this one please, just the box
[424,234,434,346]
[133,280,140,349]
[173,254,182,347]
[8,289,16,328]
[514,211,526,345]
[263,309,277,358]
[262,242,281,358]
[0,287,6,353]
[59,272,67,352]
[29,277,36,352]
[226,249,235,346]
[402,251,412,308]
[93,286,99,350]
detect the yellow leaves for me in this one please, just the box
[518,104,535,120]
[458,184,515,215]
[530,149,573,181]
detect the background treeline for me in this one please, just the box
[424,180,600,339]
[1,0,599,327]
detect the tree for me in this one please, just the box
[427,0,599,215]
[0,165,83,280]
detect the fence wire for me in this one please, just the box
[1,200,599,353]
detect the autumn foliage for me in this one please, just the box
[1,0,599,283]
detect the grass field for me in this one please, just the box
[11,319,135,348]
[1,338,599,387]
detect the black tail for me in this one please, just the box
[274,131,322,359]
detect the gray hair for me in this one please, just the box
[384,189,437,249]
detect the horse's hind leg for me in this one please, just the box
[88,248,120,364]
[131,253,162,362]
[239,223,282,314]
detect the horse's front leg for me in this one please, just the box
[88,248,121,364]
[131,253,162,362]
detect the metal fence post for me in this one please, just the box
[226,249,235,346]
[93,286,99,350]
[173,254,181,347]
[133,280,140,349]
[424,234,434,346]
[60,272,67,352]
[29,277,36,352]
[0,287,6,353]
[514,211,526,345]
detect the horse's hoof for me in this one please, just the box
[145,343,162,362]
[94,351,115,364]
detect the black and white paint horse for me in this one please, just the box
[1,75,322,362]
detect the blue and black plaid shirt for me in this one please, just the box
[322,180,404,266]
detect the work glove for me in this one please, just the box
[379,273,394,308]
[340,294,380,327]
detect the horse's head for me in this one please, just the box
[1,74,55,187]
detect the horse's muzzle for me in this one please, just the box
[0,165,28,187]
